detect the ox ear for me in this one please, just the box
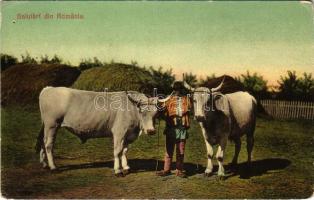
[127,92,151,110]
[214,94,230,117]
[127,93,141,105]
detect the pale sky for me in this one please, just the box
[1,1,314,85]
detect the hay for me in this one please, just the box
[201,75,245,94]
[72,63,156,94]
[1,64,80,106]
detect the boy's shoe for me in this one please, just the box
[156,170,171,177]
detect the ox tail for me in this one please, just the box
[36,87,48,153]
[35,123,44,153]
[250,97,257,136]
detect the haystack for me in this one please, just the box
[201,75,245,94]
[1,64,80,106]
[72,63,156,94]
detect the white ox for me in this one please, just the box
[36,87,159,176]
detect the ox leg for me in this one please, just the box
[246,135,254,165]
[216,136,227,178]
[40,148,48,168]
[231,137,241,168]
[113,136,124,176]
[44,126,57,170]
[121,146,130,174]
[199,122,214,176]
[216,115,231,179]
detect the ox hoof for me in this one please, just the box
[50,166,57,171]
[49,168,60,173]
[42,164,50,169]
[217,175,226,181]
[115,172,125,178]
[122,169,130,176]
[204,169,213,177]
[204,172,214,177]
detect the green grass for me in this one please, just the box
[1,106,314,198]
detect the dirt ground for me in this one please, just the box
[1,106,313,198]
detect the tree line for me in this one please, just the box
[1,53,313,101]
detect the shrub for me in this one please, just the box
[1,54,18,71]
[198,74,216,86]
[277,71,314,101]
[79,57,104,71]
[40,55,63,64]
[236,71,269,99]
[148,66,175,95]
[20,52,37,64]
[183,72,198,88]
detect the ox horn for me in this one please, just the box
[210,76,225,93]
[157,91,174,103]
[183,81,195,92]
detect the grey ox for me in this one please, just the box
[184,79,257,178]
[35,87,159,176]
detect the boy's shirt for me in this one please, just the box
[161,95,191,128]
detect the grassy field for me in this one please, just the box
[1,106,314,198]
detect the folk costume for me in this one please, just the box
[156,82,191,178]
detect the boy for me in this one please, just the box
[156,81,191,178]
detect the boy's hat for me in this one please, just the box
[172,81,189,94]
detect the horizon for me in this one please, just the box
[1,1,314,85]
[2,52,310,89]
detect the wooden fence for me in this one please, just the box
[260,100,314,120]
